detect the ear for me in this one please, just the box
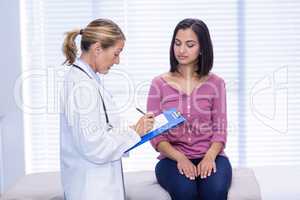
[92,42,103,55]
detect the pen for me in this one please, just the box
[136,107,146,115]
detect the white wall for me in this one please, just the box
[0,0,25,193]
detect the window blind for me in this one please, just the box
[21,0,299,174]
[244,0,300,166]
[97,0,240,171]
[21,0,96,173]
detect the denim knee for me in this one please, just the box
[200,185,228,200]
[171,182,198,200]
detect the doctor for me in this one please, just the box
[60,18,154,200]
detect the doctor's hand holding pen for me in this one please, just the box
[132,110,155,136]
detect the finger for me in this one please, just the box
[189,166,196,180]
[144,119,154,128]
[196,164,200,177]
[146,123,153,129]
[213,162,217,173]
[183,168,192,179]
[179,168,184,175]
[199,164,203,178]
[148,118,155,124]
[204,165,210,178]
[207,167,212,177]
[193,166,197,178]
[146,112,155,118]
[201,165,207,179]
[189,175,195,180]
[204,165,211,178]
[201,167,205,179]
[197,164,201,177]
[149,124,154,129]
[177,165,184,175]
[205,165,211,178]
[182,167,189,177]
[186,165,194,178]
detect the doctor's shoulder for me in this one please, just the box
[62,67,98,96]
[65,67,95,85]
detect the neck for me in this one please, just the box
[177,64,198,80]
[80,53,97,72]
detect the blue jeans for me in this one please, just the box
[155,155,232,200]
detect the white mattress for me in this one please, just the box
[1,169,261,200]
[253,165,300,200]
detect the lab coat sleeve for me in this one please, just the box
[65,80,140,164]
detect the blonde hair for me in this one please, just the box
[62,19,125,65]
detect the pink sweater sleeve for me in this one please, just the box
[147,77,169,151]
[211,78,228,146]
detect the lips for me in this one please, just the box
[177,55,188,60]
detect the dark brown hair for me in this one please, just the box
[170,18,213,76]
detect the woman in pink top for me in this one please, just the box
[147,18,232,200]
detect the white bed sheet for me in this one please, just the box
[1,169,262,200]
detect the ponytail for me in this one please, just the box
[62,29,80,65]
[62,19,125,65]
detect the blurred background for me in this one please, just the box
[0,0,299,194]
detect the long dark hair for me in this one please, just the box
[170,18,213,77]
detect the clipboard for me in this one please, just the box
[125,108,185,153]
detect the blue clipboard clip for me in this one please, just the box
[125,108,185,153]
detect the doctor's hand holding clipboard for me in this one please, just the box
[60,18,154,200]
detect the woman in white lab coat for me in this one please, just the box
[60,18,154,200]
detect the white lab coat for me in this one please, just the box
[60,59,140,200]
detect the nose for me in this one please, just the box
[179,45,186,53]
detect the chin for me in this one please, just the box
[98,69,109,75]
[178,60,193,65]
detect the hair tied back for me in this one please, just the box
[79,29,84,35]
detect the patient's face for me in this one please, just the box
[173,28,200,66]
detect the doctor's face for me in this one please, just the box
[96,39,124,74]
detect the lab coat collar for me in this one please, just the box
[74,58,102,84]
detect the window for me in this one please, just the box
[244,0,300,165]
[21,0,300,174]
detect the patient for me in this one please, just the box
[147,18,232,200]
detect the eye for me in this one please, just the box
[186,43,195,48]
[175,41,181,46]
